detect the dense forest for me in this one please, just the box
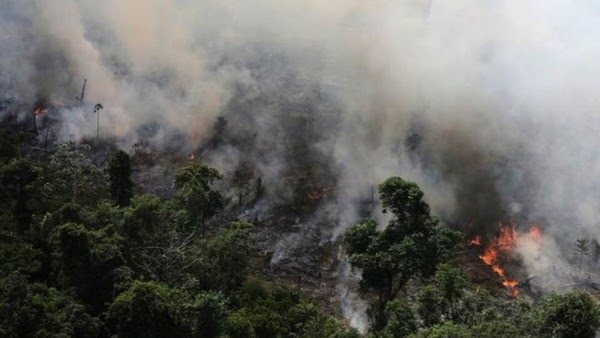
[3,1,600,337]
[0,128,598,338]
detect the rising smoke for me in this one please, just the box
[2,0,600,327]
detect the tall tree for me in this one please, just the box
[0,273,99,338]
[108,150,133,207]
[54,222,125,314]
[535,291,600,338]
[174,162,223,229]
[344,177,461,330]
[45,142,107,206]
[574,238,590,277]
[0,129,32,164]
[0,158,42,233]
[107,281,188,338]
[197,220,255,292]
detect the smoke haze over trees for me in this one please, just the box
[1,0,600,336]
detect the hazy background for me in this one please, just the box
[2,1,600,323]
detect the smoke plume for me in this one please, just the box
[2,0,600,327]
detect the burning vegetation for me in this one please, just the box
[1,1,600,337]
[468,223,545,298]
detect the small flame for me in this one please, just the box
[526,225,543,250]
[468,235,482,246]
[480,246,498,265]
[188,154,196,161]
[497,223,518,251]
[33,107,48,115]
[307,187,330,200]
[472,223,544,297]
[476,222,522,297]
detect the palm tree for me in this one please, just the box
[573,238,590,277]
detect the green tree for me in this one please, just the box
[184,291,228,338]
[454,290,534,335]
[121,194,170,265]
[196,220,255,292]
[174,162,223,228]
[433,264,467,319]
[469,320,520,338]
[45,141,108,205]
[344,177,461,330]
[0,242,43,278]
[54,222,125,314]
[228,278,355,338]
[417,284,442,327]
[574,238,590,276]
[535,291,600,338]
[107,280,188,338]
[227,311,257,338]
[410,322,470,338]
[0,158,42,233]
[108,150,134,207]
[0,129,31,164]
[383,299,418,337]
[0,273,99,338]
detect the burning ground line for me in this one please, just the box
[469,223,543,297]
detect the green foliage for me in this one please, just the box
[197,220,255,292]
[378,177,432,226]
[107,280,189,338]
[418,284,443,327]
[184,291,229,337]
[120,194,170,264]
[174,162,223,228]
[226,311,257,338]
[451,291,536,335]
[469,320,520,338]
[574,238,591,256]
[344,177,461,330]
[0,135,411,336]
[123,194,166,241]
[414,264,469,328]
[434,264,467,303]
[2,132,598,338]
[534,291,600,338]
[344,218,378,255]
[0,273,99,338]
[54,222,125,313]
[83,200,125,230]
[228,278,356,338]
[433,264,467,320]
[574,238,591,276]
[0,158,42,232]
[0,242,43,278]
[0,129,31,164]
[28,203,85,268]
[108,150,134,207]
[45,141,108,205]
[412,322,470,338]
[383,299,418,337]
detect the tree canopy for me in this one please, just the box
[344,177,461,329]
[0,139,597,337]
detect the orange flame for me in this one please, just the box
[474,222,540,298]
[497,223,518,251]
[468,235,482,246]
[33,107,48,115]
[480,246,498,265]
[471,223,544,298]
[526,225,543,250]
[307,187,331,200]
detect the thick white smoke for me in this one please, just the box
[2,0,600,328]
